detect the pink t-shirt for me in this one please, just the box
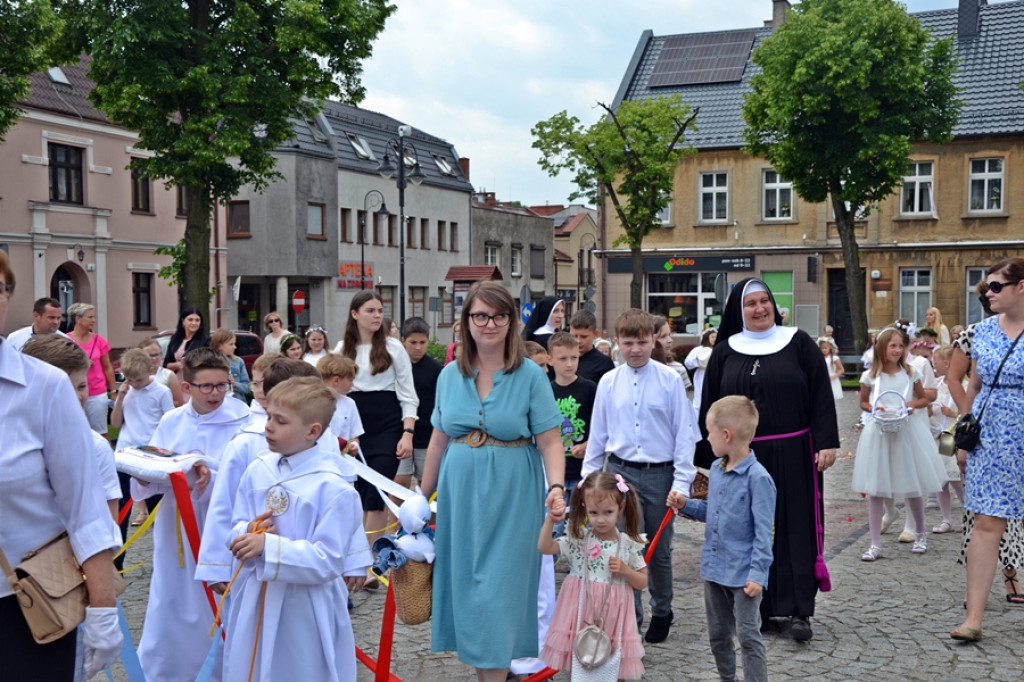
[73,333,111,396]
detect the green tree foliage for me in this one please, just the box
[0,0,63,140]
[742,0,960,351]
[533,97,697,308]
[58,0,394,320]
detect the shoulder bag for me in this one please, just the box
[954,328,1024,452]
[0,532,125,644]
[572,531,622,682]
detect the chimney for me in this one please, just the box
[458,157,470,180]
[772,0,791,28]
[958,0,986,38]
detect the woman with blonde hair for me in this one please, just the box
[261,311,290,355]
[925,307,951,346]
[67,301,116,435]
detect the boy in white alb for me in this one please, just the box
[131,348,249,682]
[223,377,370,681]
[317,353,364,451]
[582,308,697,644]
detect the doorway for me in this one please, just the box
[827,269,855,354]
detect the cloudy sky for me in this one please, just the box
[360,0,974,208]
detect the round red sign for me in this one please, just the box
[292,290,306,314]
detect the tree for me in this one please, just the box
[59,0,394,320]
[533,97,697,308]
[0,0,62,140]
[742,0,960,352]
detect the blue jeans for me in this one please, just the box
[704,581,767,682]
[604,458,674,626]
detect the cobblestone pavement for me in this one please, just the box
[113,389,1024,681]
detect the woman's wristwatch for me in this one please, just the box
[547,483,566,494]
[403,428,415,435]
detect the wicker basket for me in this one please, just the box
[871,390,909,433]
[391,560,433,625]
[690,470,709,501]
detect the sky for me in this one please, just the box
[359,0,974,209]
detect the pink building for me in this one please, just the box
[0,57,226,351]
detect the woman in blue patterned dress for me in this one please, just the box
[952,258,1024,641]
[421,281,566,681]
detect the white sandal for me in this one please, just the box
[861,545,882,562]
[932,520,954,534]
[912,534,928,554]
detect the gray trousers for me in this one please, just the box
[704,581,767,682]
[604,458,674,626]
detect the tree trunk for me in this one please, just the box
[629,242,643,309]
[183,184,212,324]
[832,198,869,354]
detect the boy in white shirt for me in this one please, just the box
[131,347,249,682]
[112,348,174,450]
[582,308,697,644]
[223,377,370,681]
[317,353,364,453]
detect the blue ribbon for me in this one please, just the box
[105,600,147,682]
[195,594,229,682]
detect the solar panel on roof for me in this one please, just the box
[649,30,756,87]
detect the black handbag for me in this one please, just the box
[955,328,1023,452]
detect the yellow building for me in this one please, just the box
[602,0,1024,353]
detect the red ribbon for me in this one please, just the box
[168,472,221,626]
[117,497,134,526]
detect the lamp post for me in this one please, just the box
[360,190,389,290]
[577,231,597,313]
[377,125,425,324]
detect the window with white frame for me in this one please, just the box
[899,268,932,324]
[657,194,672,225]
[762,170,793,220]
[699,172,728,222]
[969,158,1003,213]
[900,161,933,216]
[485,244,499,267]
[966,267,987,324]
[511,247,522,277]
[306,203,325,239]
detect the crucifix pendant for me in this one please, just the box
[751,359,760,376]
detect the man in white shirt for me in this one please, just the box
[582,308,697,645]
[6,297,68,351]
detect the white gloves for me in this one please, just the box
[83,606,123,679]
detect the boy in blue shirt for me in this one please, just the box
[668,395,776,682]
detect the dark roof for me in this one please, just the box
[286,100,474,193]
[553,213,589,237]
[20,55,109,124]
[614,1,1024,148]
[444,265,503,281]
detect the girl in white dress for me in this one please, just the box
[819,338,844,401]
[853,328,946,561]
[929,345,965,533]
[301,325,329,366]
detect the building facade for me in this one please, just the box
[0,57,219,350]
[226,102,474,341]
[604,0,1024,352]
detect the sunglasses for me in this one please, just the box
[982,280,1020,294]
[268,318,282,324]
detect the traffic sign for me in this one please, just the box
[521,302,534,324]
[292,290,306,314]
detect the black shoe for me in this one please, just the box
[791,616,813,642]
[644,611,673,643]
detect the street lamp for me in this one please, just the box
[377,125,426,324]
[361,190,389,290]
[577,231,597,312]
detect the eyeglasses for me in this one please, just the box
[192,382,231,394]
[268,318,282,324]
[469,312,511,327]
[982,280,1020,294]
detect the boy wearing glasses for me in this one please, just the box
[131,347,249,682]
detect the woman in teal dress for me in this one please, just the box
[421,282,566,681]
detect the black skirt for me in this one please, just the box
[350,390,404,511]
[0,595,76,681]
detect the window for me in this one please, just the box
[762,170,793,221]
[449,222,458,252]
[657,200,672,225]
[966,267,987,324]
[901,161,933,216]
[410,286,427,319]
[762,271,793,325]
[48,143,83,204]
[899,268,931,323]
[511,248,522,277]
[439,286,454,326]
[485,244,499,266]
[420,219,430,250]
[433,154,458,176]
[969,158,1003,213]
[379,286,395,321]
[387,215,397,246]
[406,216,416,248]
[437,220,447,251]
[530,246,546,279]
[347,133,376,160]
[227,201,250,237]
[340,208,352,243]
[131,168,151,213]
[373,212,383,245]
[176,186,188,217]
[356,210,367,244]
[699,172,728,222]
[132,273,153,328]
[306,203,325,239]
[647,272,724,333]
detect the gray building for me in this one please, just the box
[226,102,473,340]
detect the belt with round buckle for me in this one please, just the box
[453,429,532,449]
[465,429,487,448]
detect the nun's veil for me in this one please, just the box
[716,277,784,344]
